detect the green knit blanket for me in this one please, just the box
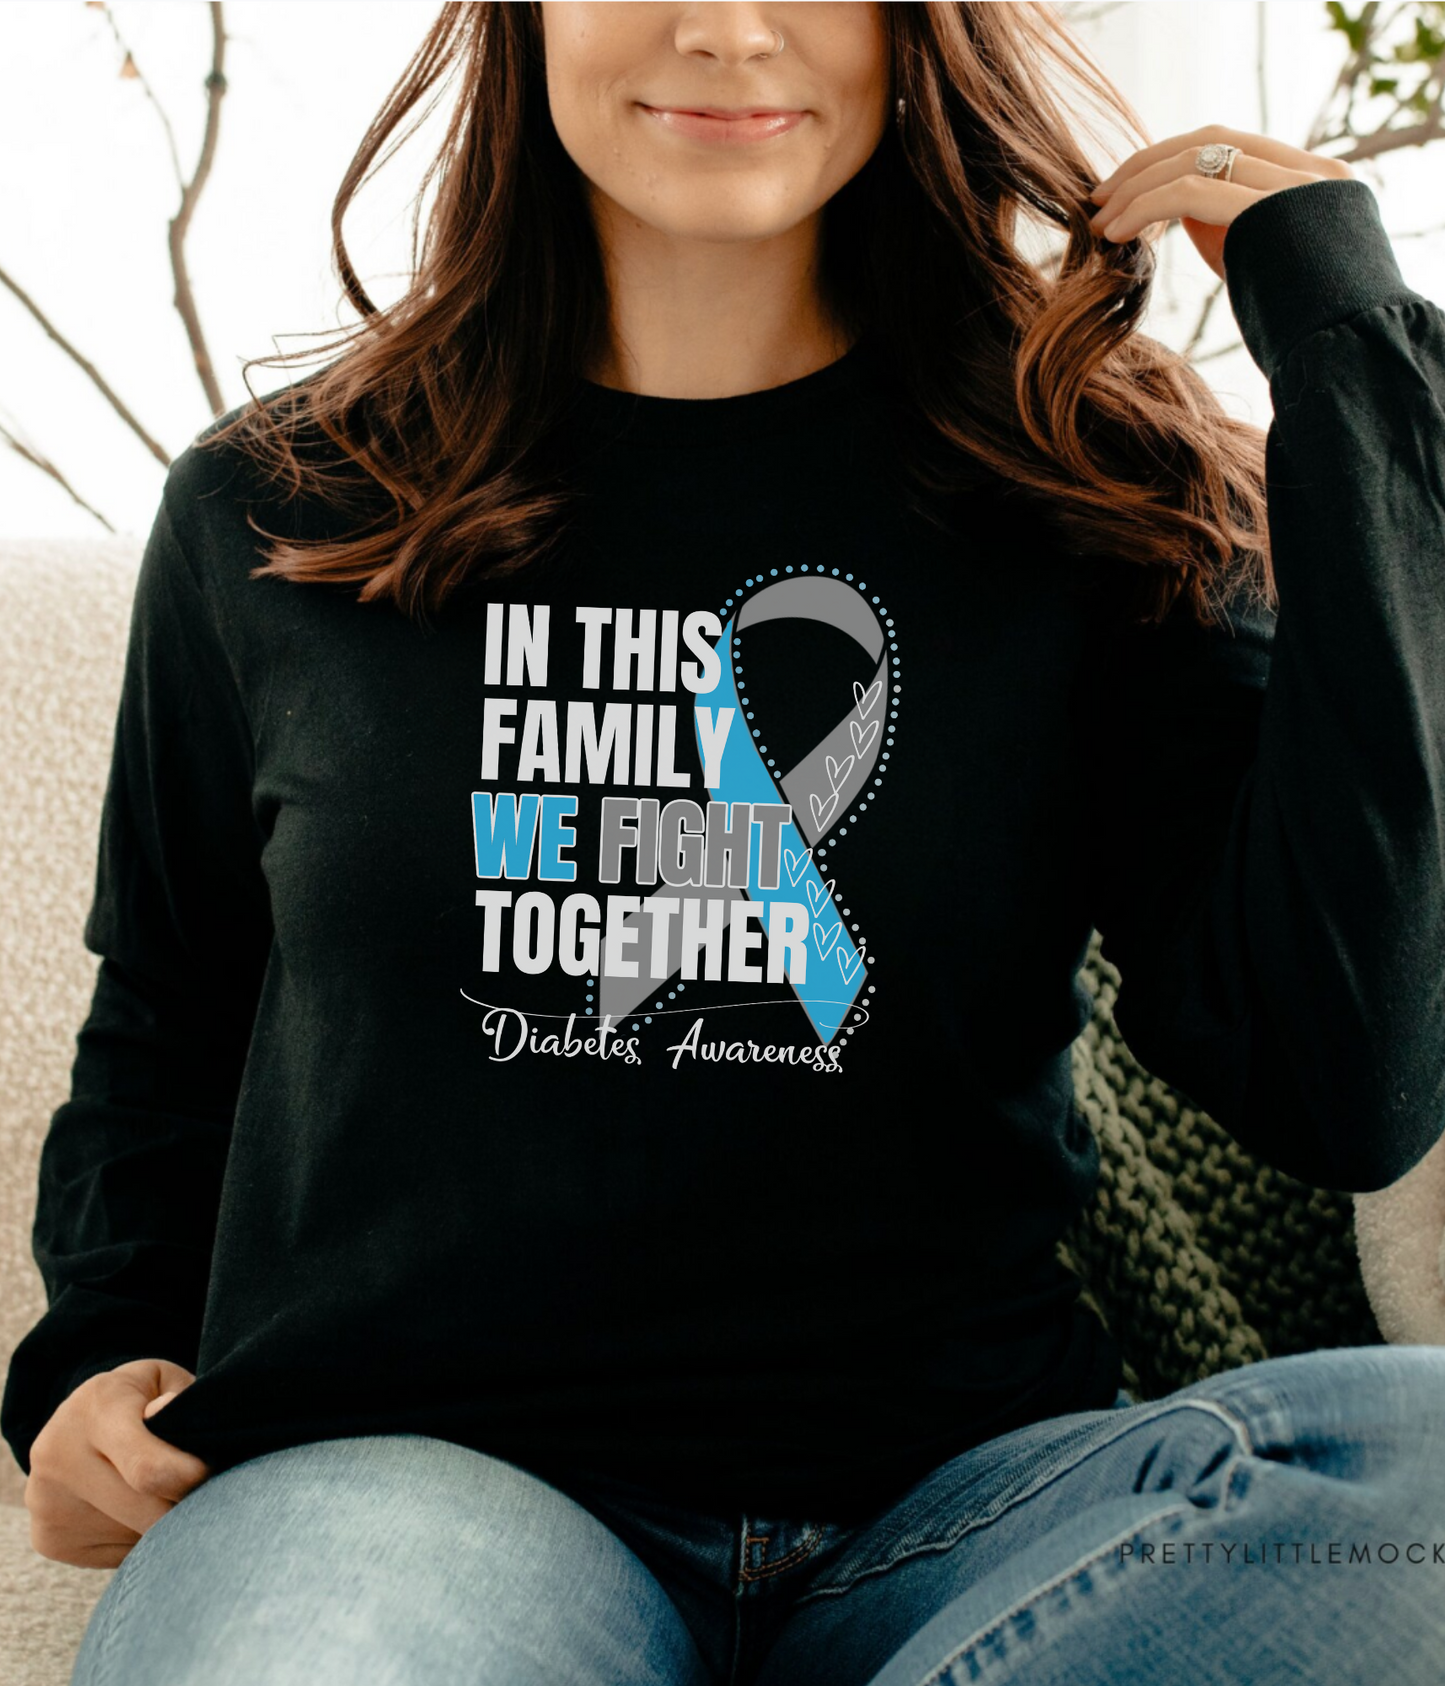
[1059,931,1382,1402]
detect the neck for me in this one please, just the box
[583,187,851,399]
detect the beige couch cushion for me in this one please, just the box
[0,1504,111,1686]
[1,538,140,1679]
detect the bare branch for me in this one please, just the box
[1183,278,1227,362]
[169,2,228,416]
[1189,338,1247,367]
[0,264,170,466]
[1306,0,1383,149]
[1336,108,1445,161]
[0,417,116,531]
[1257,0,1270,133]
[1307,0,1445,155]
[96,1,185,193]
[1055,2,1132,24]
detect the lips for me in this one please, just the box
[662,106,796,118]
[638,104,807,144]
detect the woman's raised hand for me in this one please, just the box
[1087,123,1356,279]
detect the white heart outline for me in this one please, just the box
[825,752,856,794]
[813,919,843,959]
[809,789,840,831]
[849,717,879,758]
[804,876,837,917]
[783,847,814,887]
[852,678,882,719]
[837,945,864,987]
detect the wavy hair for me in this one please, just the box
[201,0,1274,629]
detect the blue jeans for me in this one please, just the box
[71,1344,1445,1686]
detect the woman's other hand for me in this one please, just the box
[24,1358,213,1568]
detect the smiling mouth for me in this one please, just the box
[637,104,808,143]
[649,105,798,118]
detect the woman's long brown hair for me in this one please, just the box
[202,1,1274,630]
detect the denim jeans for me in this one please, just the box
[71,1343,1445,1686]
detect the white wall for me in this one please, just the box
[2,0,1441,539]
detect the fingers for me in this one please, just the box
[111,1354,198,1400]
[26,1461,148,1569]
[1092,125,1353,197]
[1089,146,1325,242]
[1095,175,1268,242]
[92,1370,214,1505]
[1094,145,1317,212]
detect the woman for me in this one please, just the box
[6,3,1445,1682]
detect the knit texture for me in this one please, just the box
[1222,176,1416,382]
[1059,928,1382,1401]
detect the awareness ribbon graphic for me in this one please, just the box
[597,575,890,1044]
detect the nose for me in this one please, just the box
[671,3,783,68]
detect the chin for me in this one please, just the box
[659,207,804,244]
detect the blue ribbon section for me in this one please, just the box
[694,617,866,1046]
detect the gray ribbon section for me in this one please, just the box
[743,578,888,844]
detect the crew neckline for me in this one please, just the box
[569,332,874,448]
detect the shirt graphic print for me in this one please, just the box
[464,572,896,1071]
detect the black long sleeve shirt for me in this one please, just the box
[4,177,1443,1520]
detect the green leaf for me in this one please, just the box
[1325,0,1370,53]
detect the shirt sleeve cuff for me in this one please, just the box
[1221,176,1418,382]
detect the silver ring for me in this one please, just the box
[758,28,784,59]
[1195,142,1240,182]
